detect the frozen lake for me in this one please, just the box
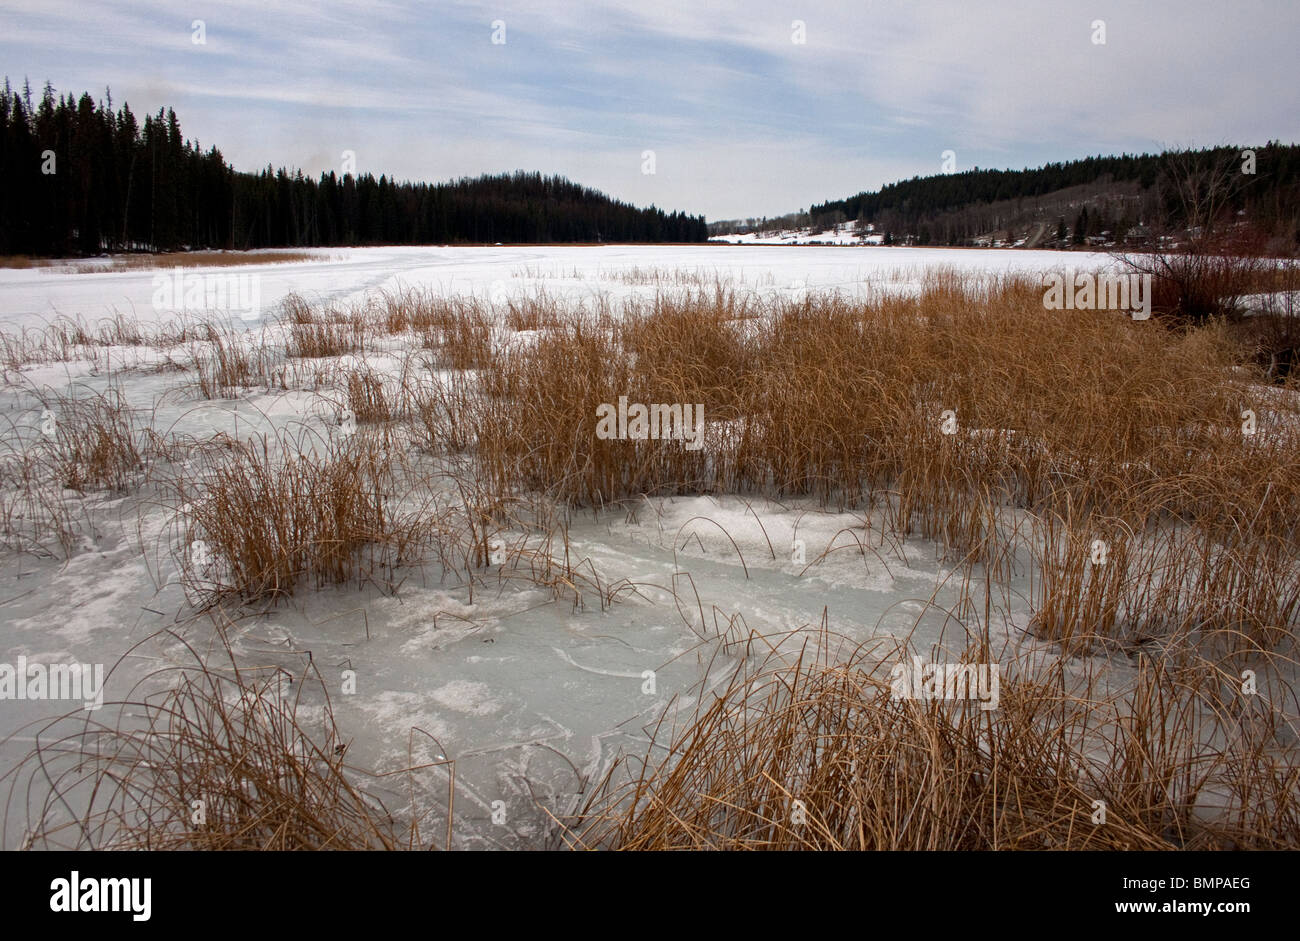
[0,244,1125,848]
[0,244,1115,332]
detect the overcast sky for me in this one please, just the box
[2,0,1297,220]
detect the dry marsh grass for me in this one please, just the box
[170,424,443,605]
[0,312,219,372]
[0,443,82,557]
[0,255,54,269]
[384,274,1300,656]
[467,282,1285,493]
[0,384,147,555]
[375,287,496,368]
[3,267,1298,851]
[566,630,1299,850]
[284,294,369,359]
[192,325,284,398]
[341,365,395,424]
[71,250,321,273]
[40,385,145,493]
[504,291,569,332]
[2,628,419,850]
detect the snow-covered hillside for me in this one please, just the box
[710,222,884,245]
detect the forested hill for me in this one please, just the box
[0,80,708,256]
[797,145,1300,248]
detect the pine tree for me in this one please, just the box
[0,78,711,255]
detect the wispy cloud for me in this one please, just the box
[1,0,1296,219]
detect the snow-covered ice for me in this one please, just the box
[0,243,1116,334]
[0,243,1208,848]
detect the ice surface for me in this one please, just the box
[0,243,1115,334]
[0,244,1219,849]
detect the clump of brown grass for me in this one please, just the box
[477,306,717,502]
[0,383,152,555]
[35,385,145,493]
[504,290,570,332]
[0,313,226,372]
[612,265,740,288]
[0,437,80,557]
[286,320,365,359]
[2,628,413,850]
[0,316,99,368]
[427,299,494,370]
[192,325,285,398]
[568,630,1299,850]
[621,289,754,420]
[405,362,478,454]
[171,425,441,605]
[372,289,495,367]
[378,287,447,334]
[1032,508,1300,657]
[341,365,394,425]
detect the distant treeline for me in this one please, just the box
[804,146,1300,248]
[0,79,708,256]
